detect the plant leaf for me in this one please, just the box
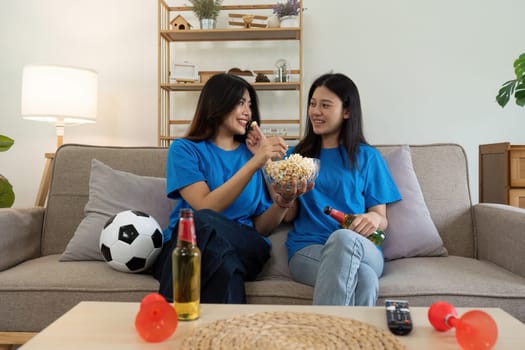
[515,76,525,107]
[496,79,517,107]
[514,53,525,76]
[0,175,15,208]
[514,54,525,78]
[0,135,14,152]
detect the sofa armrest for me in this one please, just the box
[0,207,45,271]
[474,203,525,278]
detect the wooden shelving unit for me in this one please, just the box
[158,0,303,146]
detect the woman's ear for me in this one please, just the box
[343,109,350,120]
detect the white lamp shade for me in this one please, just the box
[21,65,98,125]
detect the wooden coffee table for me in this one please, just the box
[19,302,524,349]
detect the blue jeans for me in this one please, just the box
[289,229,384,306]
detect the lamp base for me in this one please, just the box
[56,124,64,147]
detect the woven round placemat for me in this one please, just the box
[182,311,406,350]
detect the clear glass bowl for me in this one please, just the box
[262,157,320,191]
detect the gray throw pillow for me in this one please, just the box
[60,159,176,261]
[381,145,448,260]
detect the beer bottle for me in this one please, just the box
[172,208,201,321]
[323,206,386,246]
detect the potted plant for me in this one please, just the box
[0,135,15,208]
[272,0,300,27]
[189,0,223,29]
[496,53,525,108]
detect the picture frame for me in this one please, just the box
[170,62,199,83]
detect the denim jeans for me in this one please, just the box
[289,229,384,306]
[153,209,270,304]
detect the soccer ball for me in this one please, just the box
[99,210,164,273]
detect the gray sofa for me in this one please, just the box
[1,143,524,347]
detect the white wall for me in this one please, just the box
[1,0,524,208]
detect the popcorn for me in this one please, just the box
[263,154,319,185]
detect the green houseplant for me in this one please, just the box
[496,53,525,108]
[0,135,15,208]
[189,0,223,29]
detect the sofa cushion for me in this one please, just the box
[379,256,525,322]
[0,207,44,271]
[381,145,447,260]
[257,224,293,280]
[60,159,176,261]
[0,254,157,332]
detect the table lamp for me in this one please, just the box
[21,64,98,147]
[21,64,98,206]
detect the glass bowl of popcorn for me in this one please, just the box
[262,154,320,191]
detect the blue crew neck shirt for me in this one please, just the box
[163,138,272,242]
[286,144,402,260]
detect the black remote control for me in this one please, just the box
[385,299,413,335]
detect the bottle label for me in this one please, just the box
[178,219,196,243]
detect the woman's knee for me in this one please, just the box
[326,229,361,247]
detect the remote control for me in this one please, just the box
[385,299,413,335]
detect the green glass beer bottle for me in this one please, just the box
[324,206,386,246]
[172,208,201,321]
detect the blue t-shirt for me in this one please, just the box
[286,144,402,260]
[164,138,272,242]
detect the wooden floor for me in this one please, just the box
[0,332,36,349]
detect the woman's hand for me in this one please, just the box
[246,122,263,154]
[273,178,314,202]
[247,123,288,167]
[348,206,387,237]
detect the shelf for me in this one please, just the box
[161,82,300,91]
[158,0,303,146]
[161,28,301,42]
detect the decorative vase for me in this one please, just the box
[267,15,280,28]
[200,18,216,30]
[279,15,298,28]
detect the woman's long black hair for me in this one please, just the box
[185,73,260,143]
[293,73,368,167]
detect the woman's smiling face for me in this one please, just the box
[220,89,252,136]
[308,85,349,140]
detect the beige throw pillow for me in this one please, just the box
[60,159,176,261]
[381,145,447,260]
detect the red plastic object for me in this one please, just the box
[135,293,178,342]
[428,301,498,350]
[428,301,458,331]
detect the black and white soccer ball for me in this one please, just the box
[99,210,163,273]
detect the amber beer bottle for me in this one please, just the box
[324,206,386,246]
[172,208,201,320]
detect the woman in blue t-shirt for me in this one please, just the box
[153,73,302,304]
[283,73,401,306]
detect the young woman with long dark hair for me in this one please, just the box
[283,73,401,306]
[154,73,304,303]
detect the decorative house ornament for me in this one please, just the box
[170,15,192,30]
